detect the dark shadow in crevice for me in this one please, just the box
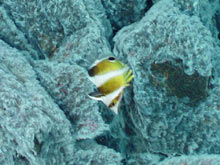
[145,0,153,13]
[215,10,220,31]
[95,131,120,152]
[102,0,154,50]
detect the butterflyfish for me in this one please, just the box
[88,56,133,114]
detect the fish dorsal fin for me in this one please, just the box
[88,91,104,101]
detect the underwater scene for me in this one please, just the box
[0,0,220,164]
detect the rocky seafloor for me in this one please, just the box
[0,0,220,164]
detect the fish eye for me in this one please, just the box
[108,56,115,62]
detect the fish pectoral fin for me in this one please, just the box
[124,84,130,87]
[127,69,133,77]
[125,69,134,84]
[125,69,132,79]
[88,91,104,101]
[127,74,134,83]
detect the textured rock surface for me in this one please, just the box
[152,0,161,4]
[1,0,111,59]
[0,40,74,165]
[151,0,220,45]
[82,0,112,39]
[101,0,147,31]
[72,139,122,165]
[114,0,214,77]
[0,6,38,58]
[0,0,220,164]
[159,155,220,165]
[34,60,108,139]
[113,0,220,156]
[0,40,123,164]
[51,24,112,69]
[173,0,220,45]
[126,153,160,165]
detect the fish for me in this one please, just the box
[87,56,133,114]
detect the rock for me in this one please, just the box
[159,155,220,165]
[216,10,220,32]
[126,153,160,165]
[113,0,220,156]
[82,0,112,39]
[1,0,111,59]
[1,0,220,164]
[150,0,220,45]
[152,0,161,4]
[71,139,122,165]
[51,24,112,69]
[34,60,109,139]
[0,38,122,165]
[0,6,38,59]
[173,0,220,45]
[0,40,74,165]
[114,0,214,77]
[101,0,147,32]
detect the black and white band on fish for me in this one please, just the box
[87,56,133,114]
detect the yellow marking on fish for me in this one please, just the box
[98,69,133,95]
[98,74,126,95]
[90,59,125,76]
